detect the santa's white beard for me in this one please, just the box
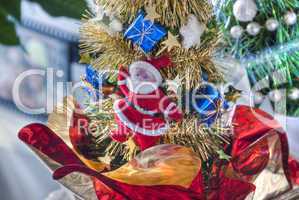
[127,79,159,94]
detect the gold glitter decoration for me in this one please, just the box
[161,115,231,161]
[157,32,181,55]
[97,0,212,29]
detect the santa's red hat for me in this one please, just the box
[145,55,172,70]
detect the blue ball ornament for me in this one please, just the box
[192,83,229,126]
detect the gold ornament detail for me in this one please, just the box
[79,53,92,64]
[157,32,181,55]
[225,86,242,103]
[144,4,161,21]
[166,75,183,94]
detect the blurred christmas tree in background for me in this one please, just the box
[216,0,299,116]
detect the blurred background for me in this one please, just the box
[0,0,89,199]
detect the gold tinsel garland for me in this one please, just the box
[97,0,212,28]
[80,19,221,87]
[80,19,143,69]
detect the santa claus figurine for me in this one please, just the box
[111,56,183,150]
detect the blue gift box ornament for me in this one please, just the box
[85,65,101,90]
[83,65,105,99]
[124,11,167,53]
[192,83,229,126]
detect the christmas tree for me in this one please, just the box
[79,0,229,165]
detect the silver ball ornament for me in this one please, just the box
[265,18,279,31]
[253,92,264,104]
[230,25,244,39]
[246,22,261,36]
[233,0,258,22]
[289,88,299,100]
[109,19,123,32]
[269,90,283,102]
[95,5,105,20]
[284,11,297,26]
